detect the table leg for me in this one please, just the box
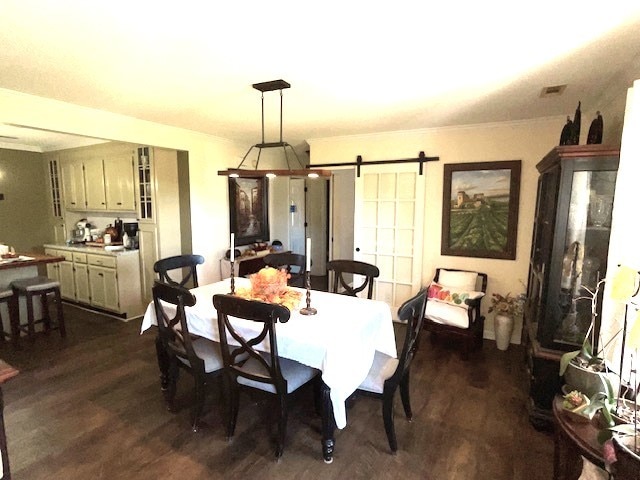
[320,380,335,464]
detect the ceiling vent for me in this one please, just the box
[540,85,567,98]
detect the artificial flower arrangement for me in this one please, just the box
[235,267,302,311]
[488,292,525,317]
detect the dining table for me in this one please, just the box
[140,277,397,463]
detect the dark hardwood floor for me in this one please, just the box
[0,304,554,479]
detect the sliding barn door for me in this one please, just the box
[354,164,424,314]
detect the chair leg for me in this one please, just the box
[55,288,65,337]
[165,358,179,412]
[382,384,398,454]
[41,292,51,334]
[8,295,20,349]
[224,374,239,440]
[155,335,171,392]
[275,393,288,459]
[25,292,36,340]
[399,372,413,421]
[192,376,205,432]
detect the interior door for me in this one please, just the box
[353,164,425,314]
[289,178,305,256]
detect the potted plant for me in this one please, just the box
[559,279,621,399]
[488,292,525,351]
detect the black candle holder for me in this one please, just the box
[229,260,236,295]
[300,271,317,315]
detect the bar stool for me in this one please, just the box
[0,290,17,344]
[10,276,65,343]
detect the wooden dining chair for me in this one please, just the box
[263,252,306,287]
[212,294,320,459]
[327,259,380,299]
[422,268,488,360]
[153,254,205,289]
[152,280,225,432]
[357,287,428,453]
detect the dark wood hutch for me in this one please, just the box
[523,145,620,428]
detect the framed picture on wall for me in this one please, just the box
[441,160,521,260]
[228,177,270,246]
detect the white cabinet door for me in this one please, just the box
[45,249,59,281]
[84,158,107,210]
[89,266,119,311]
[59,261,76,300]
[61,161,86,210]
[74,263,90,304]
[53,222,67,244]
[103,268,119,309]
[138,223,158,304]
[104,152,136,211]
[46,262,59,282]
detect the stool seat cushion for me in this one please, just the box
[11,276,60,292]
[0,290,13,299]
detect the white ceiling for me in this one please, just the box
[1,1,640,152]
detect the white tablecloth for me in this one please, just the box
[140,277,397,429]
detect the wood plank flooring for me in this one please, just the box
[0,304,554,479]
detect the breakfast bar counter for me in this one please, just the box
[0,253,64,289]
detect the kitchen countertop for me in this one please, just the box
[44,243,140,257]
[0,252,65,271]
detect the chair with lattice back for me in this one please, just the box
[327,259,380,299]
[263,252,306,287]
[357,287,428,453]
[212,293,320,459]
[153,254,204,289]
[152,280,224,432]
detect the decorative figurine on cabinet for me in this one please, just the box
[559,101,582,146]
[587,111,604,144]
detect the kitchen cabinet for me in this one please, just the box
[44,155,67,244]
[105,151,136,211]
[138,222,158,304]
[523,145,619,428]
[72,252,91,304]
[45,248,75,300]
[87,254,119,311]
[44,244,143,319]
[136,146,182,303]
[60,144,136,213]
[84,157,108,210]
[61,160,86,210]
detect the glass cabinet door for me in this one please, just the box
[553,169,617,347]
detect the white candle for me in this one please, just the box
[230,233,235,262]
[306,237,311,271]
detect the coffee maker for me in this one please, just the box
[122,222,139,249]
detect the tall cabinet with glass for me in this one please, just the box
[524,144,619,428]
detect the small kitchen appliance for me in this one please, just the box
[122,222,139,249]
[71,219,92,243]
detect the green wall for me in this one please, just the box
[0,149,50,252]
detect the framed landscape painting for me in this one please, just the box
[228,177,269,246]
[441,160,521,260]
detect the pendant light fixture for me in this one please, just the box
[218,79,331,178]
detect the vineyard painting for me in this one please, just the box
[441,161,521,259]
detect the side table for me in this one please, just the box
[0,360,18,479]
[552,395,607,480]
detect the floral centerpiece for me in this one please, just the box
[235,267,302,311]
[488,292,525,317]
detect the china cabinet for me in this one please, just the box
[523,145,619,428]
